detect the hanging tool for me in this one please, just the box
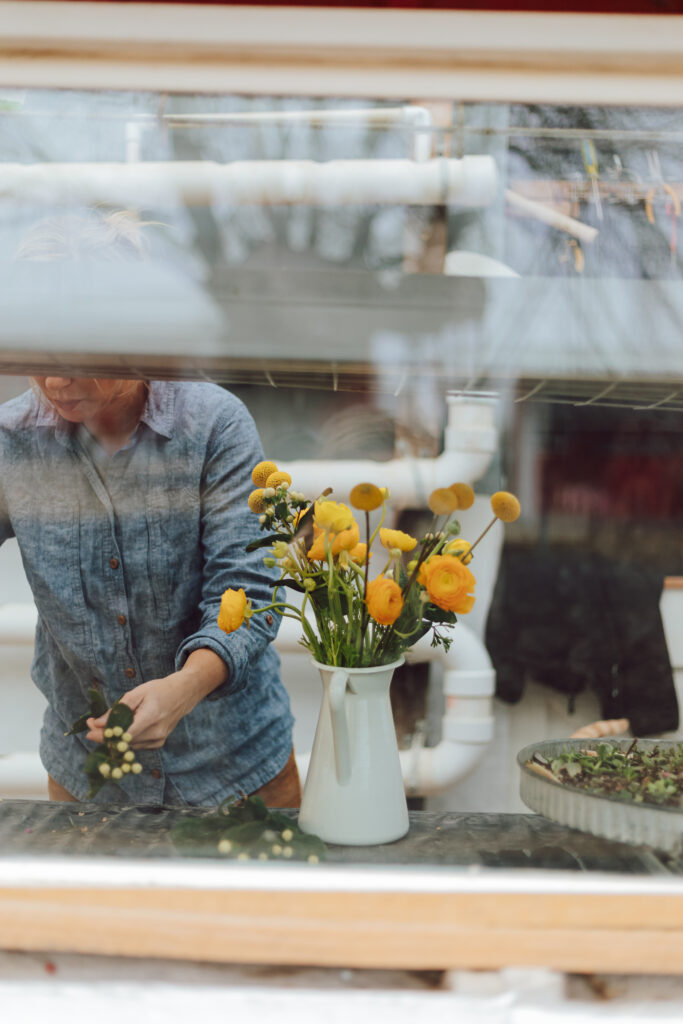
[581,139,603,221]
[645,149,680,266]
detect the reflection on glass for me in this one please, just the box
[0,89,681,874]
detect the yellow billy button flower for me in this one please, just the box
[251,460,278,487]
[314,499,353,533]
[349,482,384,511]
[217,588,251,633]
[379,528,418,553]
[365,576,404,626]
[418,555,476,614]
[445,538,473,564]
[265,470,292,489]
[490,491,521,523]
[449,482,475,510]
[247,488,266,514]
[428,488,459,516]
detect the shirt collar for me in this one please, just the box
[34,380,175,442]
[139,380,175,439]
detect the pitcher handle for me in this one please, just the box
[328,669,352,786]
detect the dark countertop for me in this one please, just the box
[0,800,680,873]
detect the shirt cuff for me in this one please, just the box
[175,632,242,700]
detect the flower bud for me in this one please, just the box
[303,578,316,591]
[218,839,232,854]
[112,726,123,737]
[122,732,132,743]
[307,854,319,864]
[263,487,276,498]
[271,843,283,855]
[263,557,277,568]
[98,762,111,777]
[111,767,123,780]
[281,828,294,842]
[121,762,131,773]
[131,762,143,774]
[258,515,267,525]
[104,728,113,739]
[124,750,135,762]
[116,740,129,752]
[282,846,293,858]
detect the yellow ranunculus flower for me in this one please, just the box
[490,491,521,523]
[418,555,476,614]
[247,488,266,514]
[349,482,384,512]
[331,521,359,556]
[266,470,292,489]
[428,488,459,515]
[365,576,404,626]
[218,588,249,633]
[306,533,327,561]
[314,500,354,533]
[252,460,278,487]
[349,542,369,563]
[445,538,473,564]
[379,527,418,553]
[449,482,475,510]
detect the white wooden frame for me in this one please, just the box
[2,1,683,972]
[0,2,682,104]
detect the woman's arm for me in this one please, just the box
[86,648,228,747]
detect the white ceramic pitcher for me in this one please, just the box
[298,656,409,845]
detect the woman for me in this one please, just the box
[0,373,300,807]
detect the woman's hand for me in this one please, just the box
[85,649,229,749]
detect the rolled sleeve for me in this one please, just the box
[174,396,282,697]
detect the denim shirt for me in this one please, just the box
[0,382,294,805]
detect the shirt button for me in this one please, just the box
[151,769,162,780]
[125,667,135,678]
[266,614,274,625]
[117,614,127,626]
[109,557,119,569]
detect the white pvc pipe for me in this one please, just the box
[160,105,435,163]
[281,394,498,508]
[0,156,498,209]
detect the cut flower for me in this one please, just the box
[366,576,404,626]
[251,460,278,487]
[418,555,476,614]
[350,482,384,511]
[218,588,251,633]
[379,528,418,553]
[314,499,354,533]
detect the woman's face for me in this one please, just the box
[32,377,130,422]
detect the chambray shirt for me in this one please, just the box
[0,381,294,805]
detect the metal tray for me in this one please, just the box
[518,738,683,856]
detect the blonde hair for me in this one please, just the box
[15,209,152,262]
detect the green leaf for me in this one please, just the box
[106,702,134,732]
[280,578,306,593]
[245,533,290,553]
[421,606,457,624]
[88,687,109,718]
[64,713,91,737]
